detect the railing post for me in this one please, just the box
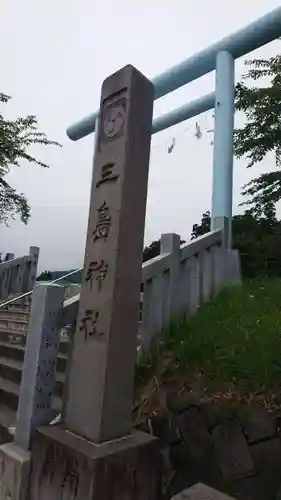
[199,249,212,302]
[160,233,181,325]
[225,248,242,286]
[141,273,165,349]
[10,264,20,295]
[0,268,9,300]
[5,253,14,261]
[14,282,64,451]
[188,255,201,314]
[28,246,40,291]
[61,323,76,418]
[210,244,225,294]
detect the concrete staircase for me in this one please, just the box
[0,288,143,443]
[0,294,70,442]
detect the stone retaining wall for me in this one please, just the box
[136,392,281,500]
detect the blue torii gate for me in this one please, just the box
[66,7,281,248]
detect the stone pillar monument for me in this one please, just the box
[29,65,163,499]
[64,64,153,442]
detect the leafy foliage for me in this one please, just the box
[192,210,281,278]
[234,54,281,216]
[0,93,61,224]
[143,240,161,262]
[36,270,53,281]
[36,269,83,284]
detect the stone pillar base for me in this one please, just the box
[30,425,163,500]
[0,442,31,500]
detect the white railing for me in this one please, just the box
[0,267,82,309]
[0,231,241,349]
[0,246,39,301]
[59,229,241,348]
[140,229,240,347]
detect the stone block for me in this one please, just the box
[150,412,170,443]
[135,419,150,434]
[201,402,222,431]
[168,450,222,497]
[167,391,200,414]
[171,482,236,499]
[161,446,172,474]
[168,416,181,445]
[230,475,262,500]
[250,438,281,477]
[213,420,255,481]
[169,442,189,469]
[232,472,280,500]
[241,406,276,444]
[29,426,163,500]
[201,401,236,431]
[0,442,31,500]
[179,407,212,457]
[150,412,180,446]
[0,427,12,447]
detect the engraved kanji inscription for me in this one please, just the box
[93,201,112,241]
[86,260,108,290]
[79,309,104,340]
[96,163,119,188]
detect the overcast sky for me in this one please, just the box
[0,0,280,272]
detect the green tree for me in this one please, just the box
[0,93,61,225]
[191,209,281,278]
[190,211,211,240]
[234,53,281,216]
[143,240,161,262]
[36,270,53,281]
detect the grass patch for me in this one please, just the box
[135,278,281,415]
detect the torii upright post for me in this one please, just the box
[211,50,235,248]
[29,65,163,500]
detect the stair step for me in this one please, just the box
[0,377,62,413]
[0,317,28,324]
[0,356,22,371]
[0,401,61,434]
[0,403,17,430]
[56,372,66,384]
[0,298,30,308]
[0,306,30,314]
[0,376,20,396]
[0,341,68,360]
[0,340,25,351]
[0,316,29,325]
[0,332,26,346]
[0,356,66,384]
[0,328,27,337]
